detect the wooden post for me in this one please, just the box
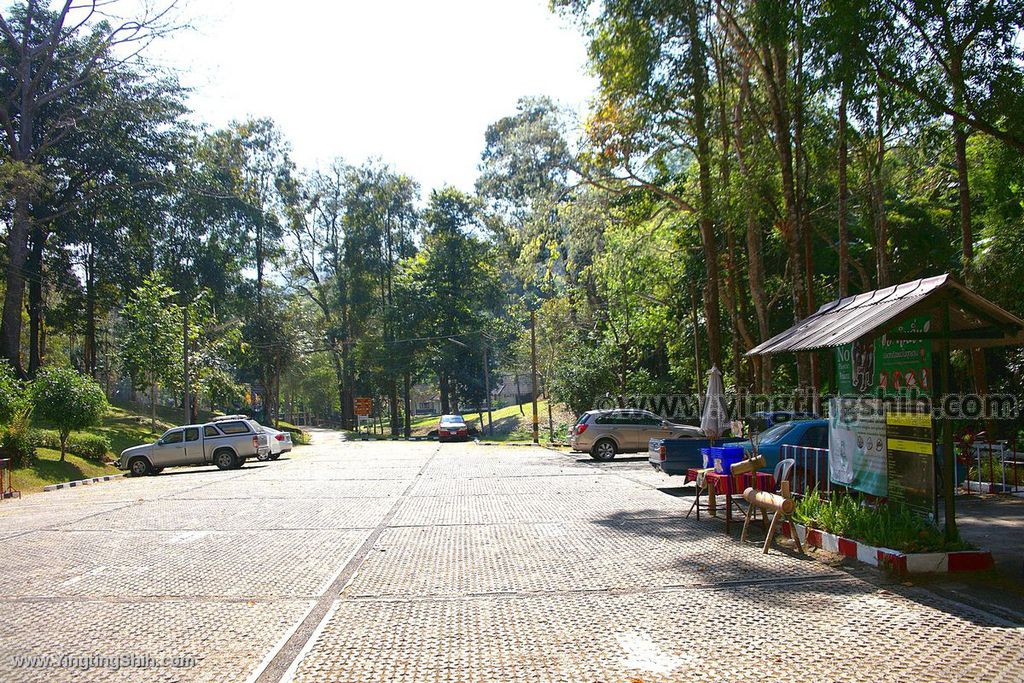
[939,303,958,540]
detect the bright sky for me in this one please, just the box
[141,0,595,197]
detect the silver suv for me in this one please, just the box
[118,417,270,476]
[569,409,702,461]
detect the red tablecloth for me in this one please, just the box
[686,468,775,495]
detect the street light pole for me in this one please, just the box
[531,310,539,444]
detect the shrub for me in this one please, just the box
[0,425,35,467]
[31,367,109,461]
[66,434,112,461]
[28,429,111,461]
[29,428,60,450]
[0,360,25,426]
[0,406,35,467]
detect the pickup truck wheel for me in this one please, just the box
[128,457,151,476]
[234,457,247,469]
[591,439,617,461]
[214,449,237,470]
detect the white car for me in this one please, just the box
[259,426,293,461]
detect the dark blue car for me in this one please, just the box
[741,418,829,471]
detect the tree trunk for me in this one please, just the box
[388,379,400,437]
[874,82,891,287]
[27,224,45,377]
[838,82,850,298]
[403,371,412,438]
[1,191,31,378]
[686,0,722,371]
[439,371,451,414]
[763,42,810,388]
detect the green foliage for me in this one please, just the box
[0,405,35,468]
[794,490,970,554]
[548,332,618,416]
[30,367,109,461]
[0,360,25,425]
[118,274,182,393]
[30,429,110,462]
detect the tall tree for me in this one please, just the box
[0,0,180,376]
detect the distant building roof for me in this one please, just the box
[746,274,1024,356]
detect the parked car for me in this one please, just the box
[648,436,746,476]
[740,418,829,470]
[438,414,469,442]
[260,426,293,460]
[118,417,270,476]
[570,409,703,461]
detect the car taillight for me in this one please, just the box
[253,436,259,448]
[659,445,667,462]
[275,434,285,441]
[576,423,588,435]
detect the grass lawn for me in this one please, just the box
[9,447,120,494]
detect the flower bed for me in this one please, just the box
[788,490,992,574]
[794,490,969,554]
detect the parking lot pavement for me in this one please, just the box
[2,435,1023,682]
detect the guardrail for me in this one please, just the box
[961,434,1022,494]
[780,444,831,499]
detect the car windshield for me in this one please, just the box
[440,416,465,426]
[757,422,795,444]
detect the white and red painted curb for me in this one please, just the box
[782,521,994,574]
[44,473,127,492]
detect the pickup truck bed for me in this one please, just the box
[648,437,746,476]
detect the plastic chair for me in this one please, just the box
[773,458,796,493]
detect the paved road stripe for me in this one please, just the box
[254,443,440,683]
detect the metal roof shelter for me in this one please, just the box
[747,274,1024,356]
[745,273,1024,539]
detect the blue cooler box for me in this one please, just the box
[708,446,746,474]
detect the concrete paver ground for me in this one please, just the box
[0,430,1022,682]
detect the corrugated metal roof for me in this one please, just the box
[746,274,1024,356]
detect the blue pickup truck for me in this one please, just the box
[648,436,746,476]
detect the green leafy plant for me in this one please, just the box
[794,489,970,554]
[30,367,109,462]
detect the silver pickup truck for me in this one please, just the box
[118,417,270,476]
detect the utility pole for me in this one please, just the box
[531,310,539,444]
[183,302,190,425]
[483,344,493,436]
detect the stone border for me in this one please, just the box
[782,520,994,574]
[43,473,127,492]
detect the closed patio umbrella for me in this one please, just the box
[700,366,729,444]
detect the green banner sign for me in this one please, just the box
[836,316,933,396]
